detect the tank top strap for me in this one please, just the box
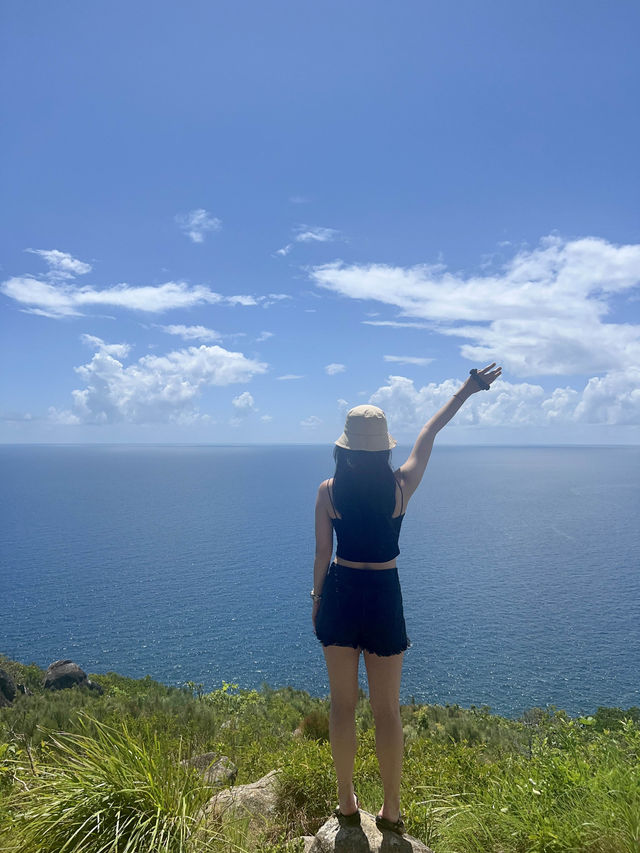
[326,479,337,516]
[396,475,404,515]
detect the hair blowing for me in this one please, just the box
[332,446,397,520]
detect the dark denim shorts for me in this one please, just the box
[315,563,410,657]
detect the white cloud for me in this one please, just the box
[369,368,640,431]
[256,331,274,342]
[275,225,342,257]
[160,325,221,342]
[301,415,322,428]
[49,336,268,425]
[80,333,131,359]
[26,249,92,278]
[325,363,346,375]
[260,414,273,422]
[573,368,640,425]
[1,272,272,319]
[232,391,256,413]
[363,320,432,329]
[383,355,434,366]
[277,374,305,380]
[175,208,222,243]
[311,235,640,378]
[295,225,341,244]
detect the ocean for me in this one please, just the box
[1,444,638,718]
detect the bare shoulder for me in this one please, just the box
[317,479,332,503]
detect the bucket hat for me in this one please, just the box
[335,405,397,451]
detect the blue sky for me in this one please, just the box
[1,0,639,444]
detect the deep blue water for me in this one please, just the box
[1,444,638,718]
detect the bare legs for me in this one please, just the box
[323,646,405,821]
[323,646,360,815]
[364,650,404,822]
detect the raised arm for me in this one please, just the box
[397,363,502,498]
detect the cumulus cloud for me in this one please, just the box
[325,362,346,375]
[311,235,640,378]
[158,325,219,342]
[369,368,640,431]
[49,336,267,425]
[232,391,256,413]
[384,355,433,366]
[175,208,222,243]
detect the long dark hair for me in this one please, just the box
[332,446,396,519]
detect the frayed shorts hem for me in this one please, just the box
[316,637,411,657]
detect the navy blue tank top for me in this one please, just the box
[327,478,405,563]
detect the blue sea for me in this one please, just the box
[1,444,639,718]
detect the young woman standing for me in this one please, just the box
[311,363,502,834]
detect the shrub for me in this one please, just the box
[5,714,213,853]
[299,711,329,742]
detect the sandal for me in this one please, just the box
[334,794,360,826]
[375,813,406,836]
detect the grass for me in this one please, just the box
[1,654,639,852]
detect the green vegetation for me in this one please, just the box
[1,654,639,852]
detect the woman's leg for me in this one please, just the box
[323,645,361,815]
[363,651,404,822]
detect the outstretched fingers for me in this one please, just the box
[479,363,502,385]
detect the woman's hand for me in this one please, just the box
[464,362,502,395]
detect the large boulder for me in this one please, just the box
[43,660,89,691]
[182,753,238,787]
[308,809,433,852]
[203,769,280,829]
[0,668,17,707]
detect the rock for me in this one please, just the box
[309,810,433,853]
[203,769,280,828]
[299,836,316,853]
[43,660,89,691]
[182,753,238,787]
[0,668,17,707]
[86,679,104,694]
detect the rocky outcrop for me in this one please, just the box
[308,809,433,852]
[203,769,280,829]
[204,767,432,852]
[42,660,103,693]
[0,668,17,707]
[182,753,237,787]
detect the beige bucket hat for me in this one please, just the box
[335,405,397,451]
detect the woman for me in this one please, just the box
[311,363,502,835]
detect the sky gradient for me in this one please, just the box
[2,0,639,444]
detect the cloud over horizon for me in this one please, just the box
[49,336,268,425]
